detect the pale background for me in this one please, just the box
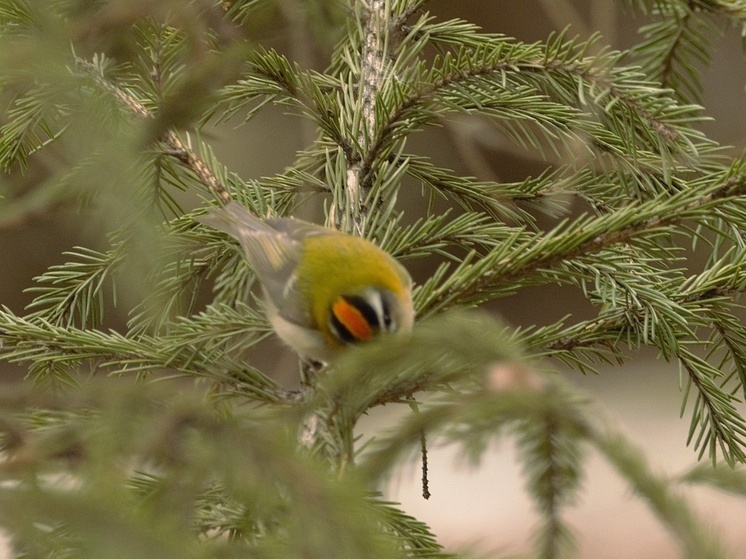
[366,361,746,558]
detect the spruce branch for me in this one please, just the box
[23,245,124,330]
[362,29,710,182]
[419,165,746,316]
[75,57,233,206]
[334,0,392,230]
[0,383,416,559]
[678,461,746,496]
[626,1,746,101]
[630,0,723,103]
[589,418,730,559]
[516,406,583,559]
[0,306,281,402]
[359,369,728,559]
[370,496,456,557]
[206,47,305,125]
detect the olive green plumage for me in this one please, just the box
[200,202,414,362]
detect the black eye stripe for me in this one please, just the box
[328,293,391,345]
[327,292,399,345]
[342,295,381,330]
[329,311,357,344]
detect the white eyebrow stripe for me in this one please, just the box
[366,289,386,330]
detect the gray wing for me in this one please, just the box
[198,202,333,325]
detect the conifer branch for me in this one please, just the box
[363,34,704,180]
[338,0,390,231]
[0,306,282,402]
[75,58,233,205]
[420,168,746,315]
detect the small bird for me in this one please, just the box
[199,202,414,363]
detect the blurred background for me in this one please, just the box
[1,1,746,557]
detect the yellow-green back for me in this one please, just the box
[297,234,411,339]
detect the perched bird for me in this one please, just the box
[200,202,414,363]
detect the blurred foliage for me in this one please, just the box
[1,0,746,558]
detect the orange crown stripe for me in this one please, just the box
[332,299,373,341]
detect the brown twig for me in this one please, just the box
[76,58,232,206]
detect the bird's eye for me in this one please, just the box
[378,292,397,331]
[380,302,394,330]
[383,311,392,328]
